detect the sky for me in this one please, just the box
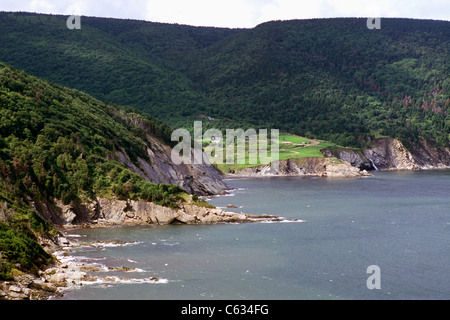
[1,0,449,28]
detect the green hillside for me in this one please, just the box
[0,61,188,206]
[0,12,448,149]
[0,12,241,130]
[0,62,189,279]
[193,18,450,148]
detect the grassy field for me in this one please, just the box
[279,134,310,145]
[197,133,347,173]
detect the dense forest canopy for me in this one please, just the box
[0,12,449,148]
[0,62,184,207]
[0,62,187,279]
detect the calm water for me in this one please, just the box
[56,170,450,300]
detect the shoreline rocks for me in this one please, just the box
[33,196,290,227]
[0,237,168,300]
[229,157,372,178]
[0,267,63,300]
[2,198,294,300]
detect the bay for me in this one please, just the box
[55,170,450,300]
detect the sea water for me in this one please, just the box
[55,170,450,300]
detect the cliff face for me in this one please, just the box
[323,138,450,171]
[230,138,450,178]
[113,112,228,196]
[231,157,370,178]
[364,138,419,170]
[32,197,283,227]
[115,135,228,196]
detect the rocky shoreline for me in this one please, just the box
[1,199,295,300]
[229,157,372,178]
[322,138,450,171]
[0,236,169,300]
[229,138,450,178]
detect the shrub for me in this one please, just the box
[0,221,53,277]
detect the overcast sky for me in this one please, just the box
[1,0,449,28]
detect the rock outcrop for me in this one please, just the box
[94,197,279,226]
[1,196,290,300]
[363,138,418,170]
[0,239,166,300]
[0,271,60,300]
[322,138,450,171]
[114,116,228,196]
[321,149,373,170]
[230,157,370,178]
[32,197,285,227]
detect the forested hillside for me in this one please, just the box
[0,63,188,279]
[0,12,449,148]
[0,11,449,289]
[193,18,450,148]
[0,61,187,206]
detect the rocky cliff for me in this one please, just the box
[114,113,228,196]
[230,138,450,177]
[322,138,450,171]
[32,196,284,227]
[230,157,370,178]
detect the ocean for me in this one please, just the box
[54,170,450,300]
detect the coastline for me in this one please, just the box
[223,158,373,178]
[3,166,448,300]
[1,200,296,300]
[223,161,450,180]
[0,234,168,300]
[223,166,450,179]
[2,168,448,300]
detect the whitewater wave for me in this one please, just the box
[222,193,236,197]
[260,219,305,223]
[80,276,169,287]
[64,234,84,238]
[89,240,142,248]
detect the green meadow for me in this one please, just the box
[198,133,346,173]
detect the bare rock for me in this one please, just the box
[232,157,368,178]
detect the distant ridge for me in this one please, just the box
[0,12,448,149]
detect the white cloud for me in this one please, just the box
[144,0,259,28]
[29,0,54,13]
[1,0,449,27]
[259,0,327,22]
[318,0,450,20]
[257,0,450,22]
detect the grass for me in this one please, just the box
[373,130,391,139]
[279,134,310,145]
[198,133,347,173]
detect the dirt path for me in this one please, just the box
[305,139,320,147]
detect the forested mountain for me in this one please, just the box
[0,62,198,279]
[0,12,449,148]
[0,11,449,291]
